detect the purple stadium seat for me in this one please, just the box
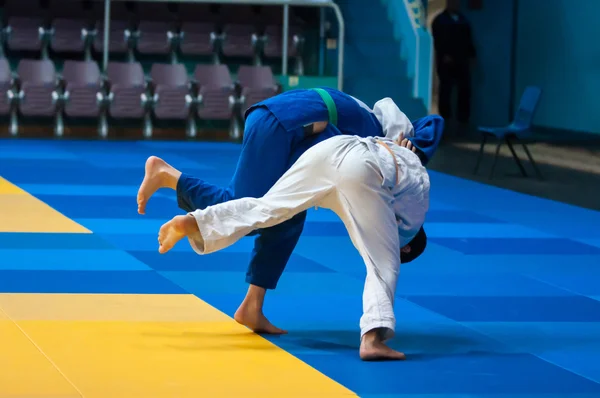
[194,63,243,139]
[264,25,302,58]
[6,17,45,52]
[49,0,95,56]
[0,58,20,135]
[17,59,57,117]
[94,20,132,54]
[222,24,256,57]
[92,2,136,56]
[4,0,48,52]
[150,63,190,120]
[62,60,101,118]
[137,21,176,55]
[180,22,215,56]
[194,64,235,121]
[51,19,91,53]
[237,65,278,111]
[105,62,146,119]
[135,3,178,56]
[0,58,13,116]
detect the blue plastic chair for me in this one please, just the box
[473,86,543,179]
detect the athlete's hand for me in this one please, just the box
[397,135,417,153]
[312,121,329,134]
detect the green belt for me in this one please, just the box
[311,88,338,127]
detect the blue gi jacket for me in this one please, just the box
[241,88,386,289]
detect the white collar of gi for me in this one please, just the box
[373,97,415,142]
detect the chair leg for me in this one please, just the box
[489,141,502,179]
[473,133,487,175]
[521,142,544,180]
[505,136,527,177]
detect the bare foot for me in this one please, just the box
[137,156,180,215]
[234,302,287,335]
[359,329,406,361]
[158,214,197,254]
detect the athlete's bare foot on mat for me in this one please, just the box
[360,329,406,361]
[158,214,197,254]
[137,156,181,215]
[234,302,287,335]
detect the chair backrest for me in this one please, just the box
[17,59,56,84]
[512,86,542,129]
[0,58,11,84]
[62,60,101,86]
[237,65,275,89]
[194,64,232,88]
[150,63,188,87]
[106,62,145,87]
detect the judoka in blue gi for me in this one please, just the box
[137,88,443,360]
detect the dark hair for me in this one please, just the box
[400,226,427,263]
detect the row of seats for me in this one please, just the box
[2,1,306,72]
[0,59,280,138]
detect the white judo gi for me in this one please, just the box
[184,103,430,340]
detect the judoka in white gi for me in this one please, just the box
[156,128,430,361]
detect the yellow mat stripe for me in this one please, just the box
[0,294,357,398]
[0,293,230,322]
[0,309,81,397]
[0,177,90,233]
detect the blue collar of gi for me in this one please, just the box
[311,88,338,127]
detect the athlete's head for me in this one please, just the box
[400,226,427,263]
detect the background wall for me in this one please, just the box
[515,0,600,134]
[459,0,515,127]
[459,0,600,134]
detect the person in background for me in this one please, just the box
[432,0,476,130]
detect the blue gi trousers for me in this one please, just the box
[176,107,328,290]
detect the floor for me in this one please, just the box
[428,129,600,212]
[1,138,600,398]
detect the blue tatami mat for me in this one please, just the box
[2,138,600,397]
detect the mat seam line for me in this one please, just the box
[28,194,93,234]
[398,297,600,387]
[183,294,360,397]
[308,251,600,388]
[0,303,86,397]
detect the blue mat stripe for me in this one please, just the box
[2,138,600,396]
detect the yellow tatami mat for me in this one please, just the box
[0,294,356,398]
[0,177,89,233]
[0,307,81,397]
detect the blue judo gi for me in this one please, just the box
[176,88,443,290]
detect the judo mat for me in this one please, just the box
[1,138,600,398]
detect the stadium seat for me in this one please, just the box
[237,65,279,113]
[60,60,105,135]
[105,61,150,136]
[0,58,18,135]
[193,63,239,138]
[15,59,61,134]
[150,63,198,137]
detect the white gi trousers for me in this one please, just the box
[187,135,429,340]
